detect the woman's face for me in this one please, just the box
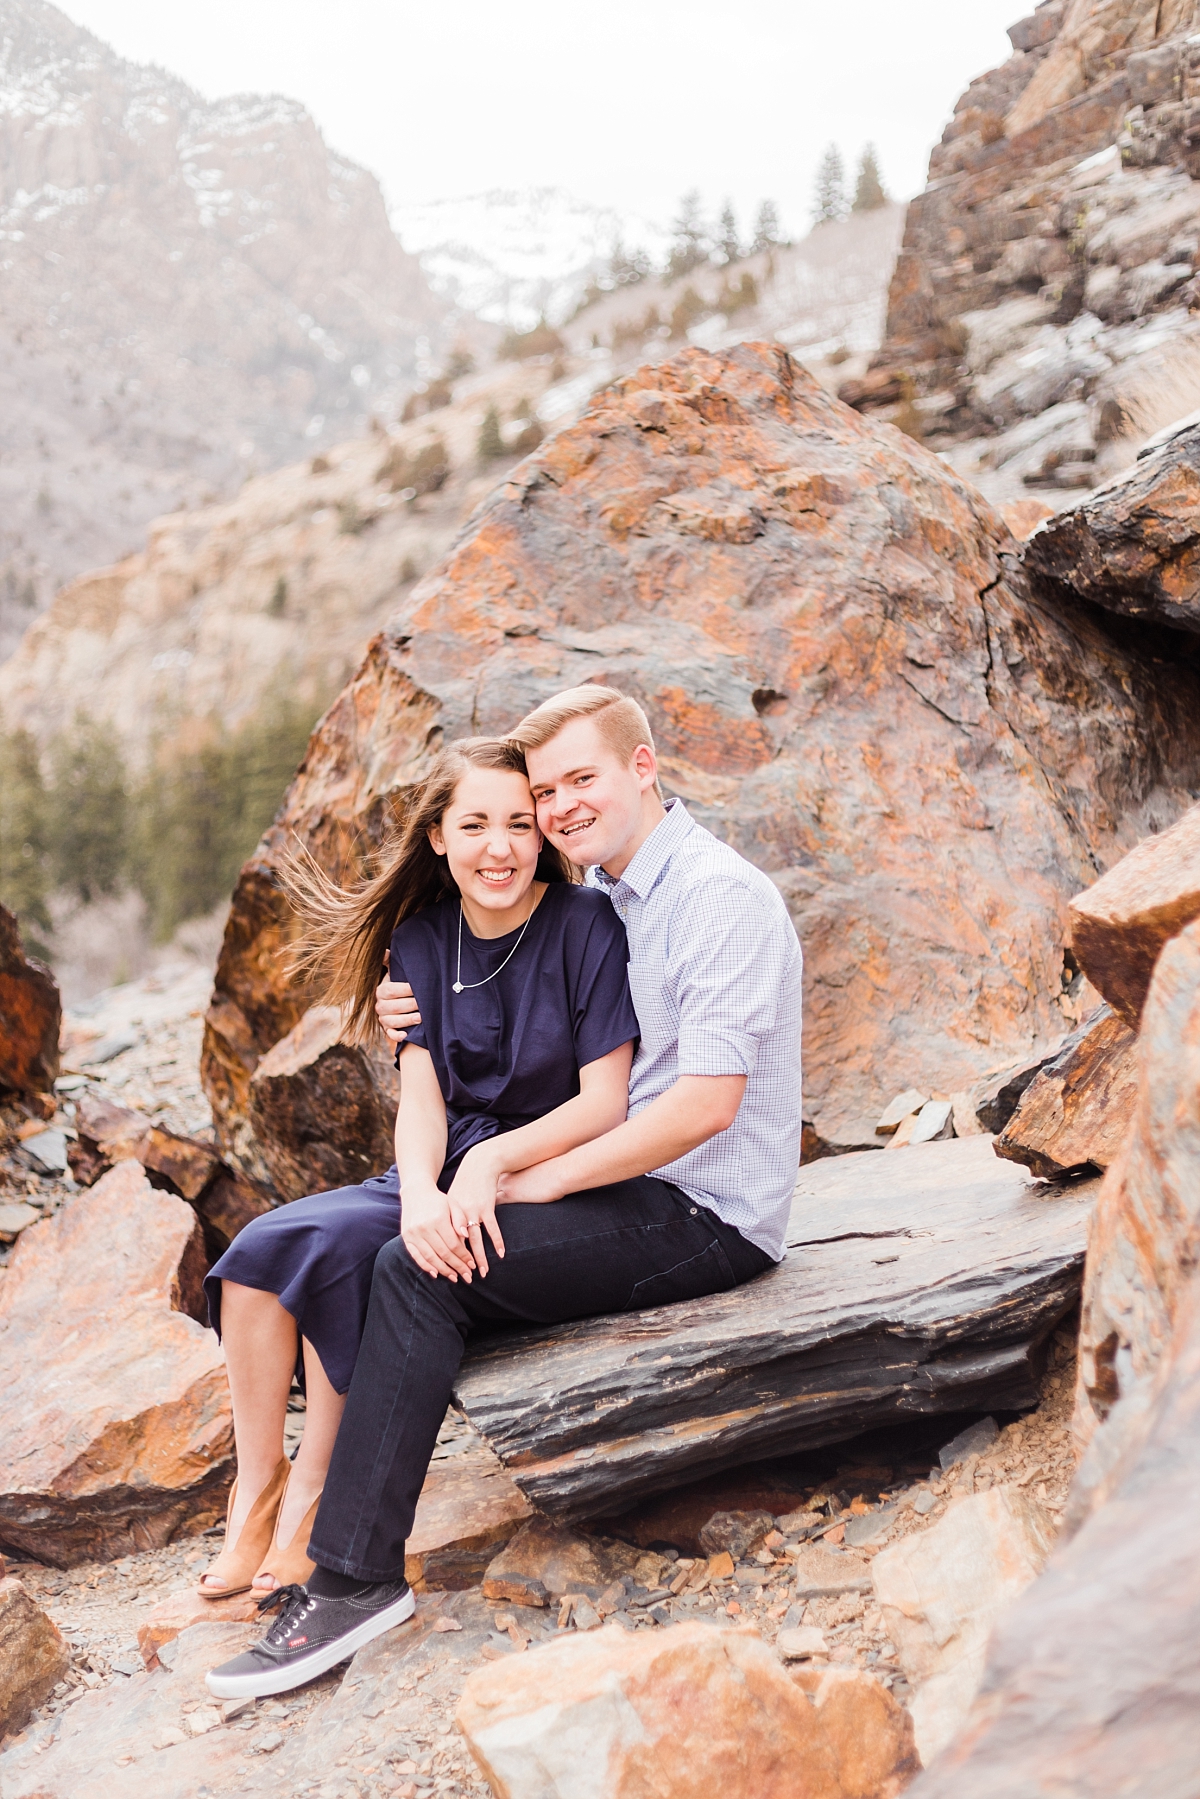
[428,766,542,917]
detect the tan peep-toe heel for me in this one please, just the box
[197,1456,290,1598]
[252,1471,322,1593]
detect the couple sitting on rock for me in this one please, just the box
[198,683,803,1699]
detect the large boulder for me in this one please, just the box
[0,904,59,1101]
[1073,913,1200,1495]
[900,914,1200,1793]
[0,1161,233,1565]
[456,1620,918,1799]
[201,343,1200,1164]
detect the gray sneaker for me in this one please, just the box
[205,1579,415,1699]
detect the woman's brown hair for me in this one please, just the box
[280,736,574,1043]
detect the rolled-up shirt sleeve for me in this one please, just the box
[669,877,783,1078]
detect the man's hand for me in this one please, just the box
[376,951,422,1044]
[400,1185,476,1281]
[495,1162,568,1206]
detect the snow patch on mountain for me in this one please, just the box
[393,186,670,329]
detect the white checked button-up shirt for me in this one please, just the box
[590,799,803,1261]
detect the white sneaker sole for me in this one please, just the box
[204,1588,416,1699]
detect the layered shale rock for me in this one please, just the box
[994,1003,1139,1175]
[0,1161,232,1566]
[201,343,1200,1163]
[1024,420,1200,633]
[452,1137,1096,1517]
[0,904,59,1101]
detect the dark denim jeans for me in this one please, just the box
[308,1177,774,1580]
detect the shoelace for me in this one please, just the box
[256,1582,314,1645]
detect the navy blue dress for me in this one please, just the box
[205,883,638,1392]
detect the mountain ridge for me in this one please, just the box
[0,0,447,655]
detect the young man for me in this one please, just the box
[207,686,802,1699]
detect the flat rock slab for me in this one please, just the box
[3,1594,496,1796]
[405,1436,533,1593]
[0,1161,233,1566]
[453,1137,1097,1516]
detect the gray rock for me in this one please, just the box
[909,1101,953,1146]
[938,1416,999,1472]
[17,1131,68,1176]
[83,1033,139,1067]
[845,1504,899,1548]
[912,1489,938,1516]
[697,1510,774,1560]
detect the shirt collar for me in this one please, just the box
[592,798,693,900]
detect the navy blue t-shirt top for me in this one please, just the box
[389,882,639,1168]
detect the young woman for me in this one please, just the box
[197,736,638,1600]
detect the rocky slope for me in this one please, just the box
[0,361,561,761]
[199,341,1200,1168]
[0,207,905,766]
[860,0,1200,512]
[0,0,446,654]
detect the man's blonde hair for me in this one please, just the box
[511,684,658,775]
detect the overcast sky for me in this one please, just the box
[63,0,1027,237]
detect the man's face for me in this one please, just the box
[525,716,652,871]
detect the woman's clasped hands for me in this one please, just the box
[400,1144,507,1282]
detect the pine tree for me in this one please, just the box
[0,722,52,947]
[477,405,505,463]
[46,714,131,905]
[666,190,708,281]
[853,144,888,212]
[751,200,781,254]
[609,239,651,287]
[717,202,741,265]
[812,146,848,225]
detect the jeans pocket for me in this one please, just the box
[623,1236,737,1313]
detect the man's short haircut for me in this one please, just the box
[511,684,658,771]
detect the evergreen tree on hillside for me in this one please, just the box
[477,405,505,463]
[609,238,652,287]
[666,190,709,281]
[46,714,130,905]
[0,723,51,948]
[751,200,781,254]
[853,144,888,211]
[812,146,848,225]
[717,202,741,265]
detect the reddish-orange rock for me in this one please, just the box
[201,345,1200,1162]
[0,1161,233,1565]
[405,1437,533,1593]
[457,1620,918,1799]
[248,1004,400,1200]
[70,1091,274,1251]
[0,905,59,1101]
[994,1005,1139,1178]
[1068,800,1200,1029]
[0,1577,69,1740]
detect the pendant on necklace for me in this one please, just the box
[452,981,464,993]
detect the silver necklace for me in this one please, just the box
[452,895,537,993]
